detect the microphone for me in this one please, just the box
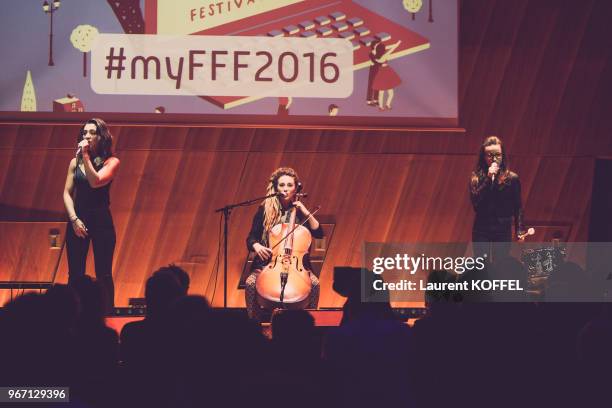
[76,140,89,157]
[276,192,308,198]
[491,159,499,183]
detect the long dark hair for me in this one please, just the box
[372,40,386,59]
[472,135,511,185]
[77,118,114,165]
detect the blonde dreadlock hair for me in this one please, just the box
[262,167,300,243]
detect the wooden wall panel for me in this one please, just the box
[1,0,611,307]
[0,223,65,283]
[0,142,601,307]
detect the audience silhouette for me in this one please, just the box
[1,260,611,408]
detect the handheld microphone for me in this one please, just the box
[76,140,88,157]
[491,159,499,183]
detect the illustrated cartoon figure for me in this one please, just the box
[370,40,403,111]
[366,44,380,107]
[277,96,292,116]
[328,104,339,116]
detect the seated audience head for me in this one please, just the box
[425,269,457,306]
[333,267,393,321]
[69,275,106,325]
[145,268,185,318]
[332,266,362,299]
[154,264,190,294]
[44,283,80,331]
[271,309,315,343]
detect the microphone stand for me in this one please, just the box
[279,272,288,306]
[214,192,279,308]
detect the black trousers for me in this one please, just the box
[66,207,116,311]
[472,222,512,263]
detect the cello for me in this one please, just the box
[256,193,315,310]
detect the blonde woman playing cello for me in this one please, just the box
[245,167,323,321]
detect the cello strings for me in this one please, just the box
[269,205,322,251]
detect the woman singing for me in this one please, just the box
[245,167,323,320]
[63,118,120,311]
[469,136,525,259]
